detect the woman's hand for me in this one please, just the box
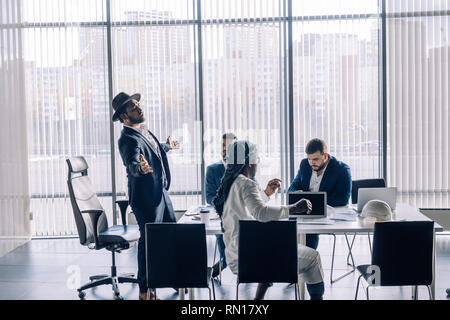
[264,178,282,197]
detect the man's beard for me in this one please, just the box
[313,162,326,172]
[128,115,144,124]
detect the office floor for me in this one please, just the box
[0,234,449,300]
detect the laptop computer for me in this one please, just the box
[353,187,397,213]
[288,191,327,218]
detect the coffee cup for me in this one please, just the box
[199,208,210,227]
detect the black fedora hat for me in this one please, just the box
[112,92,141,122]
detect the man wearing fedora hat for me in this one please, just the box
[112,92,179,300]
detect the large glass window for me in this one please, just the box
[201,0,287,200]
[111,1,201,211]
[292,1,381,181]
[22,1,110,236]
[11,0,449,237]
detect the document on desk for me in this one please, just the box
[328,206,357,221]
[297,218,335,225]
[185,205,217,216]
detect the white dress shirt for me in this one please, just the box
[309,163,328,192]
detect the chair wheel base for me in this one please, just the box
[78,291,86,300]
[89,274,108,282]
[120,272,135,278]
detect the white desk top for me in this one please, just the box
[178,203,444,235]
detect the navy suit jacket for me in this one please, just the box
[205,161,225,205]
[288,155,352,207]
[118,126,171,211]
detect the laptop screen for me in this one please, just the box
[287,192,327,218]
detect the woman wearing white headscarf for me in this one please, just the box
[213,140,325,300]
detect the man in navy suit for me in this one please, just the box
[204,133,237,278]
[112,92,179,300]
[288,138,352,249]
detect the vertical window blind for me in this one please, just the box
[0,0,31,250]
[201,0,287,197]
[292,0,381,181]
[111,0,202,211]
[21,0,111,236]
[2,0,448,237]
[386,0,450,208]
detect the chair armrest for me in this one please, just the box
[81,209,104,246]
[115,200,129,226]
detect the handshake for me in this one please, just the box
[288,199,312,215]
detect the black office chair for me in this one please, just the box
[145,223,215,300]
[352,178,386,204]
[66,156,140,300]
[330,178,387,284]
[237,220,299,300]
[355,221,434,300]
[349,178,387,259]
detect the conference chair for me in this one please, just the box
[349,179,387,260]
[237,220,299,300]
[66,156,140,300]
[145,223,215,300]
[355,221,434,300]
[351,178,386,205]
[330,178,387,284]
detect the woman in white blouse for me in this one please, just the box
[213,140,325,300]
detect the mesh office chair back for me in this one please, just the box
[238,220,298,284]
[352,178,386,204]
[66,157,108,245]
[66,157,140,300]
[372,221,434,286]
[145,223,208,289]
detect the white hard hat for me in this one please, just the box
[361,200,392,222]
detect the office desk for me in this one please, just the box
[179,203,443,300]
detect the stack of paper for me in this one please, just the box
[329,213,357,221]
[297,218,335,225]
[328,206,357,221]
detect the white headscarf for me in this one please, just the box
[225,140,258,165]
[213,140,258,217]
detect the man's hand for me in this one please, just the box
[139,154,153,174]
[293,199,312,214]
[264,178,282,197]
[166,136,180,150]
